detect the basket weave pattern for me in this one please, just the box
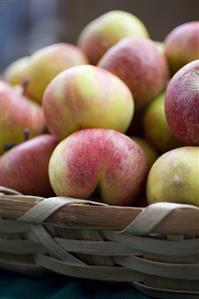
[0,186,199,298]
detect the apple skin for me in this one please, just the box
[49,129,149,206]
[78,10,149,65]
[3,56,30,86]
[22,43,89,104]
[165,60,199,146]
[98,37,169,109]
[131,137,158,167]
[146,147,199,207]
[143,93,181,153]
[43,65,134,140]
[154,41,165,54]
[165,21,199,73]
[0,134,58,196]
[0,81,46,155]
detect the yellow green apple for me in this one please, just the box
[3,56,30,86]
[147,147,199,206]
[78,10,149,65]
[143,93,180,153]
[0,81,45,155]
[21,43,89,103]
[131,137,158,167]
[43,65,134,140]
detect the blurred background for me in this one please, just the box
[0,0,198,72]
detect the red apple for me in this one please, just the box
[0,81,45,155]
[165,21,199,73]
[165,60,199,146]
[49,129,149,206]
[98,37,169,109]
[0,135,58,196]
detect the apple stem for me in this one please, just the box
[22,79,30,96]
[23,128,30,141]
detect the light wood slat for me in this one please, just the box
[35,254,144,282]
[55,238,139,256]
[116,256,199,280]
[104,231,199,256]
[0,239,46,254]
[134,282,199,299]
[0,257,42,274]
[0,219,29,233]
[0,196,199,235]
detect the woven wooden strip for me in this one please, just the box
[19,197,107,224]
[30,224,85,265]
[1,195,198,235]
[0,219,29,233]
[142,275,199,291]
[115,256,199,280]
[134,282,199,299]
[104,231,199,256]
[121,202,199,236]
[0,187,21,195]
[55,238,139,256]
[0,239,46,255]
[35,254,144,282]
[0,257,43,275]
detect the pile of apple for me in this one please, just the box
[0,11,199,207]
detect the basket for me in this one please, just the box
[0,186,199,299]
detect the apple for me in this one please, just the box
[49,129,149,206]
[77,10,149,65]
[3,56,30,86]
[165,21,199,73]
[154,41,165,54]
[131,137,158,167]
[43,65,134,140]
[0,135,58,196]
[147,147,199,207]
[165,60,199,146]
[0,81,45,155]
[143,93,180,153]
[20,43,89,104]
[98,37,169,109]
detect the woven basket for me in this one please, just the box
[0,186,199,299]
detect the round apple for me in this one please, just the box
[49,129,149,206]
[3,56,30,86]
[78,10,149,65]
[98,37,169,109]
[143,93,180,153]
[0,135,58,196]
[43,65,134,140]
[165,60,199,146]
[21,43,89,103]
[131,137,158,167]
[147,147,199,207]
[0,81,45,155]
[165,21,199,73]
